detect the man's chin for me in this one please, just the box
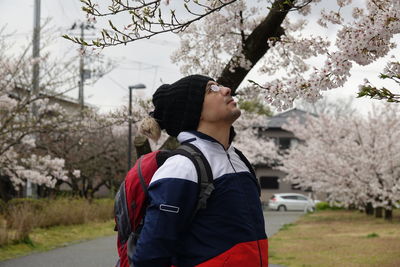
[231,109,241,121]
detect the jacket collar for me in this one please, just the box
[177,131,233,151]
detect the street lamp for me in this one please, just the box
[128,83,146,171]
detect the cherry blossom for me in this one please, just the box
[279,104,400,211]
[171,0,400,110]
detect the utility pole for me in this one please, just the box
[78,23,85,109]
[32,0,40,98]
[70,22,94,109]
[28,0,41,198]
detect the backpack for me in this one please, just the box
[114,142,258,267]
[114,143,214,267]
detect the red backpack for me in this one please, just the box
[114,143,214,267]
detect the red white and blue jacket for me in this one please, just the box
[132,131,268,267]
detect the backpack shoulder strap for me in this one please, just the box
[114,181,132,243]
[137,156,148,198]
[173,143,214,216]
[234,147,261,196]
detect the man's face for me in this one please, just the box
[200,81,241,124]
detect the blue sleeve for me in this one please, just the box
[132,156,199,267]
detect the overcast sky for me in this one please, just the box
[1,0,183,112]
[1,0,399,115]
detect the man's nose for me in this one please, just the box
[221,86,232,96]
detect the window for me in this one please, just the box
[259,176,279,189]
[282,196,297,200]
[291,183,301,190]
[279,138,291,149]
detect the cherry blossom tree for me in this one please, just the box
[279,104,400,219]
[37,101,151,199]
[0,91,74,191]
[71,0,400,108]
[172,0,400,109]
[0,28,84,194]
[0,22,149,199]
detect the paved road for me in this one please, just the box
[264,210,304,238]
[0,236,117,267]
[0,211,303,267]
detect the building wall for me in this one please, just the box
[255,167,309,203]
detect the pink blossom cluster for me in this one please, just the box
[279,104,400,210]
[383,58,400,76]
[171,0,266,78]
[317,9,343,27]
[172,0,400,110]
[0,51,78,189]
[263,35,330,76]
[261,0,400,110]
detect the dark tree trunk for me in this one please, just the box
[365,202,374,215]
[384,209,393,221]
[0,176,16,202]
[217,0,293,92]
[375,207,383,218]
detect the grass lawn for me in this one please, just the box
[269,209,400,267]
[0,220,115,261]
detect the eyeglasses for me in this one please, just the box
[209,84,223,92]
[207,84,237,96]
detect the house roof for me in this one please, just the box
[266,108,311,129]
[12,86,96,110]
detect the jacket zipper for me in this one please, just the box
[257,240,263,266]
[226,152,237,173]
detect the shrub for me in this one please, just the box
[6,202,38,243]
[6,198,47,213]
[280,223,295,231]
[366,232,379,238]
[0,215,8,246]
[36,198,113,228]
[0,197,114,245]
[316,201,344,211]
[91,199,114,222]
[0,199,6,214]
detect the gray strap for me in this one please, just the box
[114,181,132,243]
[176,144,214,212]
[126,233,135,267]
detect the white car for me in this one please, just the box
[268,193,315,212]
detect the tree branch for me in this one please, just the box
[217,0,293,92]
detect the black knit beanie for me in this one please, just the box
[152,75,214,137]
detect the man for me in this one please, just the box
[134,75,268,267]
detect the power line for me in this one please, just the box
[108,76,129,92]
[57,0,72,22]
